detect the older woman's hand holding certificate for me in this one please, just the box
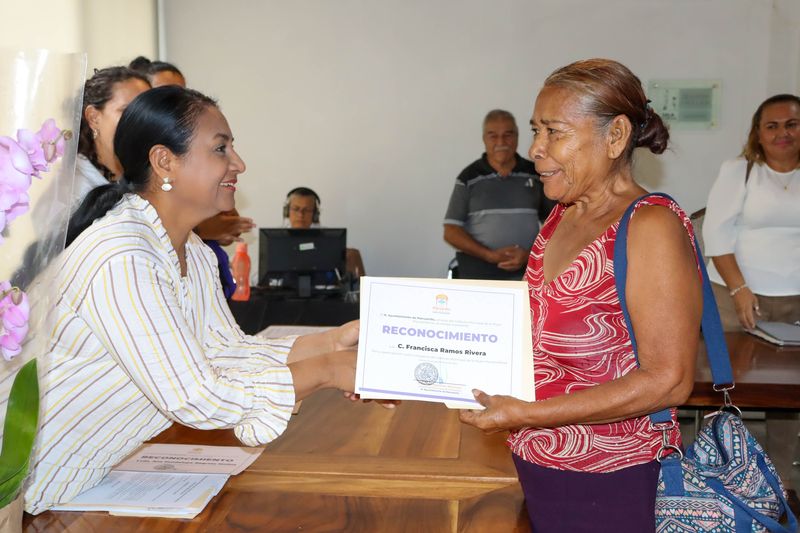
[354,277,534,409]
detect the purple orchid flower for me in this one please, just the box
[16,128,48,175]
[16,119,66,175]
[0,136,34,235]
[5,191,29,222]
[36,118,66,163]
[0,119,70,359]
[0,135,34,188]
[0,119,70,239]
[0,281,29,361]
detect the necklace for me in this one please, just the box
[769,169,797,191]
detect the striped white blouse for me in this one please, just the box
[21,194,295,514]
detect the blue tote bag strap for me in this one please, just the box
[612,192,735,425]
[707,454,798,533]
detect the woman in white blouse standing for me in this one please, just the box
[23,86,375,514]
[703,94,800,331]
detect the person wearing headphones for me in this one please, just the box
[284,187,366,278]
[285,186,322,229]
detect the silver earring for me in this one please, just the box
[161,177,173,192]
[92,129,98,139]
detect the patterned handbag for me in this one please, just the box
[614,193,798,533]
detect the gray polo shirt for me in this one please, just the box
[444,153,552,251]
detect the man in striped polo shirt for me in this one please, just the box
[444,109,554,280]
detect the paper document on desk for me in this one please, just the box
[51,444,261,518]
[749,321,800,346]
[114,443,263,475]
[355,277,534,409]
[51,471,228,519]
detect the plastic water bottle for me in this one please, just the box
[231,242,251,301]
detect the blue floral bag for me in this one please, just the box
[615,193,798,533]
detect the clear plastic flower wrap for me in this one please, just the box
[0,48,86,506]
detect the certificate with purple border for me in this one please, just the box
[355,277,534,409]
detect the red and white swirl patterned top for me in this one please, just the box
[507,195,698,473]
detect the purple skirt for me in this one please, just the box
[513,453,660,532]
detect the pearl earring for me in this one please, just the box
[161,177,173,192]
[92,129,98,139]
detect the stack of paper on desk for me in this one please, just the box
[51,471,228,519]
[52,444,263,519]
[749,321,800,346]
[113,443,263,475]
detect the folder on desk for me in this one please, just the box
[51,471,228,519]
[749,321,800,346]
[51,444,262,518]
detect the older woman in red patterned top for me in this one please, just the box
[459,59,703,532]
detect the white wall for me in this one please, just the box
[0,0,157,272]
[0,0,82,52]
[163,0,800,279]
[81,0,158,71]
[766,0,800,96]
[0,0,157,70]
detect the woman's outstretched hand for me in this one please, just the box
[342,391,400,409]
[458,389,527,434]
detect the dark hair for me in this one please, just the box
[67,86,217,246]
[78,66,151,180]
[543,58,669,165]
[741,93,800,166]
[129,56,185,84]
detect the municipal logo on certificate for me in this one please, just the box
[433,293,449,313]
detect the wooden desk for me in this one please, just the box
[23,389,529,532]
[24,332,798,531]
[685,332,800,409]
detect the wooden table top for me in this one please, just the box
[686,332,800,409]
[23,331,799,532]
[23,389,529,533]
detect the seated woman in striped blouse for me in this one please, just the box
[22,86,368,514]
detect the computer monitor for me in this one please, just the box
[258,228,347,297]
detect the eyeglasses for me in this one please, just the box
[290,206,315,215]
